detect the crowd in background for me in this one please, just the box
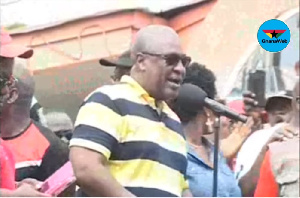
[0,24,299,197]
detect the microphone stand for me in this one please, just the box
[212,115,221,197]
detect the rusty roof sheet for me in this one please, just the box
[10,0,210,35]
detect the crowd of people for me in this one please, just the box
[0,24,299,197]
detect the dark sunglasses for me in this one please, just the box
[141,52,191,68]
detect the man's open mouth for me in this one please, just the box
[168,78,182,85]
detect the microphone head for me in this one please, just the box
[174,83,207,112]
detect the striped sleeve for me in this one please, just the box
[70,91,122,159]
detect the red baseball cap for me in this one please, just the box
[227,100,246,115]
[0,27,33,59]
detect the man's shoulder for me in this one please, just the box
[243,124,281,145]
[237,126,279,160]
[33,121,56,137]
[85,83,133,102]
[240,128,268,149]
[236,128,273,168]
[269,137,299,154]
[33,121,69,148]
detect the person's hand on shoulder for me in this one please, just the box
[267,123,299,144]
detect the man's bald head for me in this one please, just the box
[13,58,35,107]
[131,25,182,60]
[129,25,186,101]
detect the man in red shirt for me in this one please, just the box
[255,80,299,197]
[0,27,48,197]
[1,60,69,183]
[0,139,15,190]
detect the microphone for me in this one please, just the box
[175,83,248,123]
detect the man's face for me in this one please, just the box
[0,57,14,116]
[139,44,189,101]
[267,98,292,126]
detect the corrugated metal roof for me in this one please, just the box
[10,0,210,35]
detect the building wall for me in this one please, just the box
[180,0,299,93]
[11,10,169,121]
[10,1,299,120]
[33,59,112,121]
[11,11,168,71]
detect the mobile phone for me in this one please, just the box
[39,161,76,196]
[247,70,266,107]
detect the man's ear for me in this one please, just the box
[135,54,146,71]
[7,87,19,104]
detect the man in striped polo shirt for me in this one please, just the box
[70,25,192,197]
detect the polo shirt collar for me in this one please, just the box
[120,75,167,112]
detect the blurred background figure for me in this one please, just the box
[236,90,294,196]
[255,80,299,197]
[264,91,293,127]
[40,111,74,143]
[99,50,133,83]
[295,60,299,76]
[30,96,44,123]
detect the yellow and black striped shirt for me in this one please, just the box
[70,75,188,197]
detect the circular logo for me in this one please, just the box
[257,19,290,52]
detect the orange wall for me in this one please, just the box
[10,10,172,120]
[11,2,216,73]
[11,11,168,72]
[12,0,299,119]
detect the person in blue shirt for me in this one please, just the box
[171,62,241,197]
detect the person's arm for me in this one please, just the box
[70,147,134,197]
[69,91,135,197]
[220,118,253,160]
[220,132,246,160]
[238,124,292,196]
[182,189,193,197]
[238,144,268,196]
[254,151,279,197]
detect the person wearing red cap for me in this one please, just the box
[0,27,48,197]
[0,27,33,115]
